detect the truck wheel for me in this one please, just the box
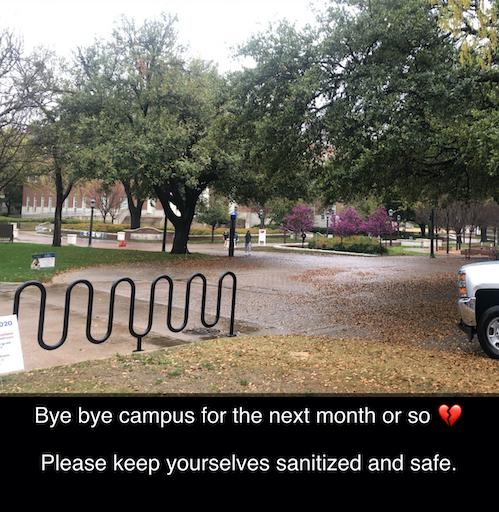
[477,306,499,359]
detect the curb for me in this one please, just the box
[271,245,379,257]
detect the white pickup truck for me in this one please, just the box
[457,261,499,359]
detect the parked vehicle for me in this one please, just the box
[457,261,499,359]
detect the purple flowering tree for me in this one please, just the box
[282,204,314,235]
[332,207,363,242]
[364,207,395,246]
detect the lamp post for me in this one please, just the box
[88,198,95,247]
[388,209,394,247]
[229,208,237,257]
[325,210,330,238]
[396,214,401,240]
[333,214,340,240]
[429,207,435,258]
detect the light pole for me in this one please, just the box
[229,208,237,257]
[429,207,435,258]
[325,209,331,238]
[396,214,401,240]
[333,214,340,240]
[88,198,95,247]
[388,209,394,247]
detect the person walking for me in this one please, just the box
[223,230,229,249]
[244,230,252,255]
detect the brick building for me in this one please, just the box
[22,180,340,228]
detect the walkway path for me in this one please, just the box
[0,231,480,371]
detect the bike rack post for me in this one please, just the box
[13,271,237,352]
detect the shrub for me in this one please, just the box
[308,235,387,254]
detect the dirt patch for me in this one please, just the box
[1,335,497,394]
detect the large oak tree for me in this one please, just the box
[76,15,238,252]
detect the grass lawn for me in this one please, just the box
[0,243,204,282]
[1,335,497,393]
[386,246,427,256]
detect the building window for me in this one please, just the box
[40,196,45,210]
[33,197,37,211]
[48,196,52,210]
[73,195,77,212]
[82,196,86,210]
[26,196,30,211]
[64,198,69,210]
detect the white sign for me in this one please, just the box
[258,229,267,246]
[0,315,24,375]
[31,253,56,270]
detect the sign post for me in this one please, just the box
[0,315,24,375]
[258,229,267,246]
[229,210,237,257]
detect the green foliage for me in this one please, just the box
[1,180,22,214]
[225,21,320,208]
[313,0,498,203]
[309,235,387,254]
[196,196,229,228]
[266,197,295,227]
[350,195,383,218]
[75,16,239,252]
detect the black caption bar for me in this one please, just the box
[0,396,496,489]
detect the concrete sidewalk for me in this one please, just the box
[0,278,258,372]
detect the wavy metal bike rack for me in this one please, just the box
[12,271,237,352]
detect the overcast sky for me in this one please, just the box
[2,0,323,71]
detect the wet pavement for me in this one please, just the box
[0,232,482,370]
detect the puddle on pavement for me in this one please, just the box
[184,322,260,339]
[143,337,188,348]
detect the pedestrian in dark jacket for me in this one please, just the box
[245,230,252,255]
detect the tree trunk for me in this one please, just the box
[418,223,426,238]
[154,186,200,255]
[446,226,450,254]
[52,199,63,247]
[211,224,215,243]
[123,180,144,229]
[129,203,143,229]
[171,219,191,254]
[480,224,488,243]
[52,168,69,247]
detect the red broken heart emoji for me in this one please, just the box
[438,404,462,426]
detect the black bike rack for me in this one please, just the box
[13,272,237,352]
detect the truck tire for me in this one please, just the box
[477,306,499,359]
